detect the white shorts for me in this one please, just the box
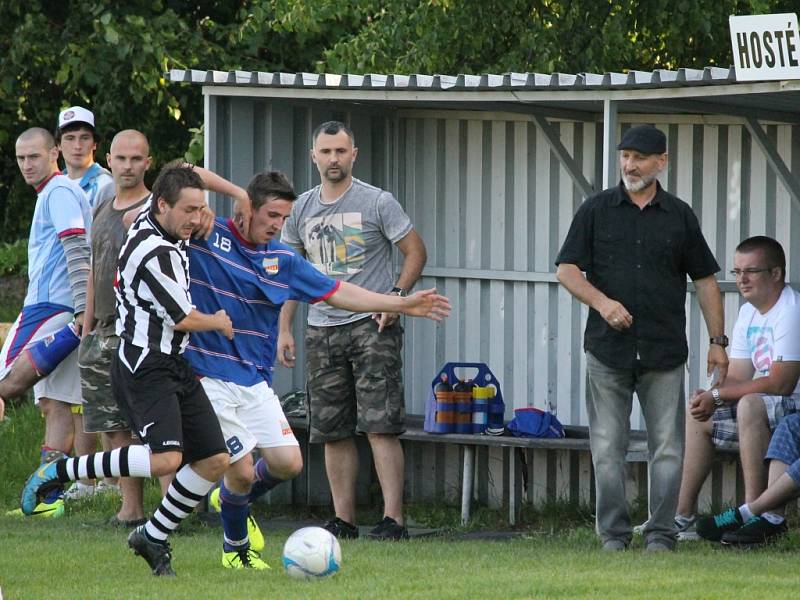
[200,377,299,463]
[0,310,81,405]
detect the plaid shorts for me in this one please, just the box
[711,394,800,450]
[766,413,800,484]
[306,317,405,443]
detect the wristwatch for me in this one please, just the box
[711,388,724,408]
[709,335,729,348]
[391,286,407,297]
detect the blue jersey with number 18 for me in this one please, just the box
[184,217,339,386]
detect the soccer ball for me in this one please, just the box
[282,526,342,579]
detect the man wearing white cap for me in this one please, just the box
[57,106,113,210]
[55,106,113,498]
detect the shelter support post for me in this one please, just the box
[531,114,595,198]
[744,117,800,212]
[602,99,618,189]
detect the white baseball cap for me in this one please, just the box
[57,106,95,131]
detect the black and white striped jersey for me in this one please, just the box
[114,209,194,372]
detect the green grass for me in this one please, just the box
[3,404,800,599]
[2,516,800,599]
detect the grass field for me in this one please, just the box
[3,404,800,599]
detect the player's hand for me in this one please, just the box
[707,344,729,385]
[74,312,84,333]
[0,395,5,421]
[277,330,296,368]
[193,206,216,240]
[215,310,234,340]
[598,298,632,331]
[372,311,399,332]
[689,389,715,422]
[233,191,252,239]
[395,288,451,323]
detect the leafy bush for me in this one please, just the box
[0,239,27,277]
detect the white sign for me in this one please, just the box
[729,13,800,81]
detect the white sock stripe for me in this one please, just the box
[161,496,191,519]
[126,445,152,478]
[66,458,79,480]
[174,464,216,497]
[77,456,89,480]
[224,535,248,547]
[145,520,168,541]
[110,448,121,474]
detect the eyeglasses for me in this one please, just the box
[729,268,773,278]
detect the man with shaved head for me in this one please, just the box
[1,127,91,517]
[77,129,153,526]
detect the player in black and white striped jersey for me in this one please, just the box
[21,165,233,576]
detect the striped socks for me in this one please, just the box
[144,465,216,543]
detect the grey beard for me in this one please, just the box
[622,172,657,193]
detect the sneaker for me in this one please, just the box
[696,507,744,542]
[209,487,265,553]
[6,497,65,519]
[222,546,270,570]
[602,539,628,552]
[323,516,360,540]
[95,480,121,495]
[632,520,649,536]
[675,514,699,541]
[64,482,96,501]
[721,516,788,548]
[634,515,698,540]
[20,457,64,515]
[128,526,176,576]
[365,516,409,541]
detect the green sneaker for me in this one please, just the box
[721,516,787,548]
[209,487,265,553]
[696,508,744,542]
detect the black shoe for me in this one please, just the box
[365,516,409,541]
[696,507,744,542]
[721,516,788,548]
[323,517,359,540]
[128,526,176,576]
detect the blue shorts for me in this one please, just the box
[766,413,800,485]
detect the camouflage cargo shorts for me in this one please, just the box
[306,317,405,443]
[79,332,130,433]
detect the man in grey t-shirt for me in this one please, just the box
[279,121,427,541]
[77,129,153,523]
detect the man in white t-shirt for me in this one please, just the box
[675,236,800,544]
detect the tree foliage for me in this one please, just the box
[0,0,794,240]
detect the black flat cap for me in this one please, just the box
[617,125,666,155]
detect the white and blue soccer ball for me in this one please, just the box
[282,526,342,579]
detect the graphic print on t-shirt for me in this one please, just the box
[747,326,774,374]
[304,213,365,275]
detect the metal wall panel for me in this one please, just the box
[205,95,799,429]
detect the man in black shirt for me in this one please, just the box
[555,125,728,552]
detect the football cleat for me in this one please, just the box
[128,526,176,577]
[21,458,64,515]
[6,497,65,519]
[222,546,270,570]
[209,487,265,553]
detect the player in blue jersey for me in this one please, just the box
[56,106,113,209]
[185,171,450,569]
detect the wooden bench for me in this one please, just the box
[399,420,649,525]
[290,415,740,525]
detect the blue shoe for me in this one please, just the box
[21,459,63,515]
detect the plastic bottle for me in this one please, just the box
[453,378,474,434]
[433,374,455,433]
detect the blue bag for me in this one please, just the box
[506,408,565,439]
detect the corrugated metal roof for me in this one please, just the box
[168,67,739,90]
